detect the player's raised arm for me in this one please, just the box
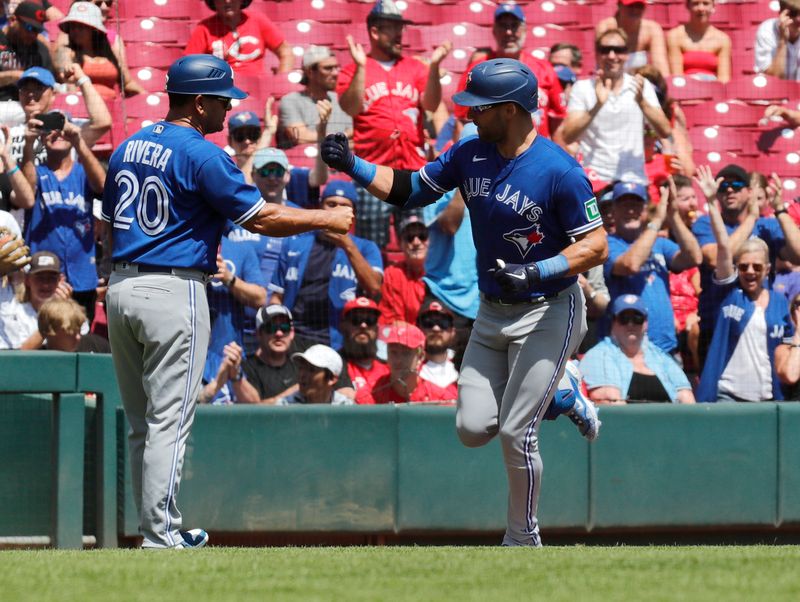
[243,202,353,238]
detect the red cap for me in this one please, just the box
[619,0,646,5]
[343,296,379,316]
[380,321,426,349]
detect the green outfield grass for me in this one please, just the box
[3,546,800,602]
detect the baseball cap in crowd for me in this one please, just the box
[29,251,61,275]
[17,66,55,89]
[343,296,380,316]
[255,304,293,330]
[14,1,47,33]
[398,214,427,235]
[381,321,426,349]
[303,45,334,69]
[367,0,412,25]
[292,344,343,377]
[59,2,107,34]
[553,64,577,86]
[253,147,289,170]
[715,164,749,184]
[321,180,358,204]
[419,299,454,320]
[612,181,648,203]
[228,111,260,132]
[611,294,648,318]
[494,2,526,22]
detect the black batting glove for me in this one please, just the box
[321,132,354,173]
[490,259,540,294]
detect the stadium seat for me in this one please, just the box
[726,75,800,103]
[281,20,349,47]
[119,0,212,20]
[688,125,755,154]
[756,127,800,155]
[119,92,169,119]
[125,43,185,70]
[668,75,724,103]
[420,23,494,52]
[681,101,766,129]
[51,92,91,120]
[134,67,168,93]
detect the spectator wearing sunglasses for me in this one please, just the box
[581,295,695,404]
[697,237,796,402]
[755,0,800,80]
[278,45,352,149]
[602,180,702,355]
[691,165,800,365]
[226,110,271,185]
[338,296,389,404]
[378,215,429,326]
[269,179,383,350]
[0,2,56,125]
[417,299,458,399]
[559,28,671,192]
[371,321,453,404]
[596,0,670,78]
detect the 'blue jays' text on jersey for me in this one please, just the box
[101,122,265,273]
[25,162,98,293]
[417,135,602,298]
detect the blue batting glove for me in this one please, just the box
[321,132,354,173]
[491,259,541,294]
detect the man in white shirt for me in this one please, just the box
[754,0,800,80]
[558,28,671,189]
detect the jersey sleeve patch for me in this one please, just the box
[584,197,600,222]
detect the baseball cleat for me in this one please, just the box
[564,361,601,442]
[178,528,209,549]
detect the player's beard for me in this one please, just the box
[342,336,377,361]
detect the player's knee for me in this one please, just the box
[456,414,497,448]
[499,424,539,454]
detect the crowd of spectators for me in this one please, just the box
[3,0,800,406]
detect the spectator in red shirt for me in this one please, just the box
[336,0,451,248]
[452,3,567,139]
[338,296,390,404]
[372,321,452,404]
[417,299,458,399]
[185,0,293,76]
[379,215,428,325]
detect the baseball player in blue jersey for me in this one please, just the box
[322,58,607,546]
[101,55,353,549]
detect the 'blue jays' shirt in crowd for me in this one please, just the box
[604,234,680,353]
[26,162,97,292]
[269,231,383,349]
[101,122,265,272]
[692,215,785,334]
[417,134,602,299]
[203,234,263,396]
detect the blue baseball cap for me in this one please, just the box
[553,64,577,86]
[612,181,648,203]
[228,111,260,131]
[253,147,288,170]
[611,294,648,318]
[494,3,525,22]
[321,180,358,204]
[17,67,55,89]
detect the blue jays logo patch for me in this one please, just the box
[503,223,544,258]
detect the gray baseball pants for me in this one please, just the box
[456,283,586,546]
[107,264,210,548]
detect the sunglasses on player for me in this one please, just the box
[616,312,646,326]
[347,312,378,327]
[261,320,292,335]
[204,95,232,110]
[257,165,287,179]
[419,314,454,330]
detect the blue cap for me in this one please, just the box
[18,67,55,89]
[321,180,358,204]
[611,294,648,318]
[253,147,288,170]
[494,3,525,22]
[228,110,260,131]
[553,64,577,85]
[612,181,648,203]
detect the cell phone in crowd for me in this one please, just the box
[39,111,66,133]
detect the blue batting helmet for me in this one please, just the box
[453,58,538,113]
[165,54,247,99]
